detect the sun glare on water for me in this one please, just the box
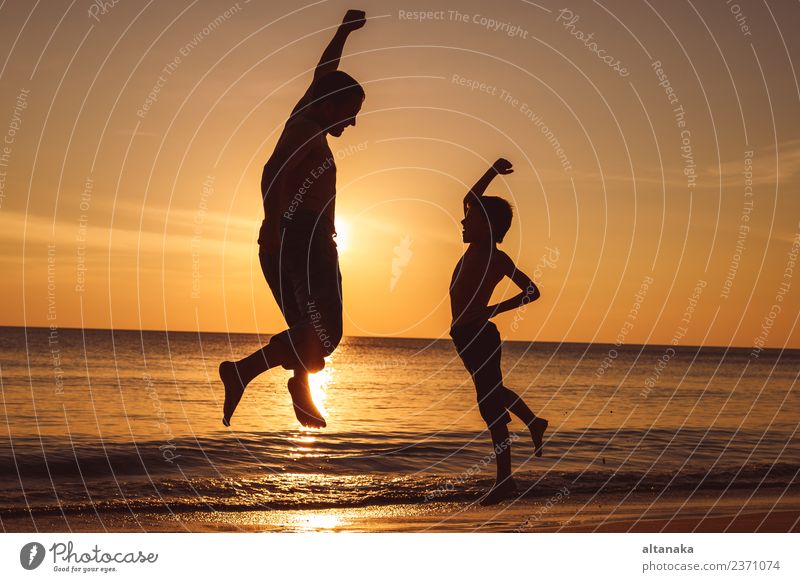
[291,513,342,531]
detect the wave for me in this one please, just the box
[2,427,798,481]
[0,463,797,516]
[1,427,798,515]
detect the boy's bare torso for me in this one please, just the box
[450,245,511,327]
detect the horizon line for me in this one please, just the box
[2,325,797,354]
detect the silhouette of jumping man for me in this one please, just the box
[449,158,549,505]
[220,10,367,428]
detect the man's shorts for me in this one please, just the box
[259,211,343,371]
[450,320,511,429]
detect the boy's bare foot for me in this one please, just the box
[220,361,246,427]
[530,417,548,457]
[480,478,518,506]
[288,376,326,428]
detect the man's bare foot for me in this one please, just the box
[288,376,326,428]
[529,417,548,457]
[480,478,518,506]
[220,361,246,427]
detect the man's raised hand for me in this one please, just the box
[341,9,366,33]
[492,158,514,175]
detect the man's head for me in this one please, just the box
[311,71,365,137]
[462,196,513,244]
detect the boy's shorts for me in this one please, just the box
[450,321,511,429]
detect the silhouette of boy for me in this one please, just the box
[449,158,549,505]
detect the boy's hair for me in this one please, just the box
[473,196,513,243]
[312,71,365,105]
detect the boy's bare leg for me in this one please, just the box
[480,424,518,506]
[220,341,293,427]
[505,387,548,457]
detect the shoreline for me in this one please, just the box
[4,488,797,533]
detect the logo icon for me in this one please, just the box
[20,542,46,570]
[390,235,413,291]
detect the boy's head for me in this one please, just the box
[311,71,365,137]
[462,196,513,244]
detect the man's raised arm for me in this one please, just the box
[291,9,366,117]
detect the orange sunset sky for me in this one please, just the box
[1,0,798,348]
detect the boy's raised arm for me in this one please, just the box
[291,9,366,117]
[463,158,513,214]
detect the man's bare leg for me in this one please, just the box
[221,341,292,427]
[287,369,326,428]
[222,346,326,428]
[283,327,327,428]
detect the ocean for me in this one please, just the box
[0,326,798,527]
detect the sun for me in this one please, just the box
[334,218,350,252]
